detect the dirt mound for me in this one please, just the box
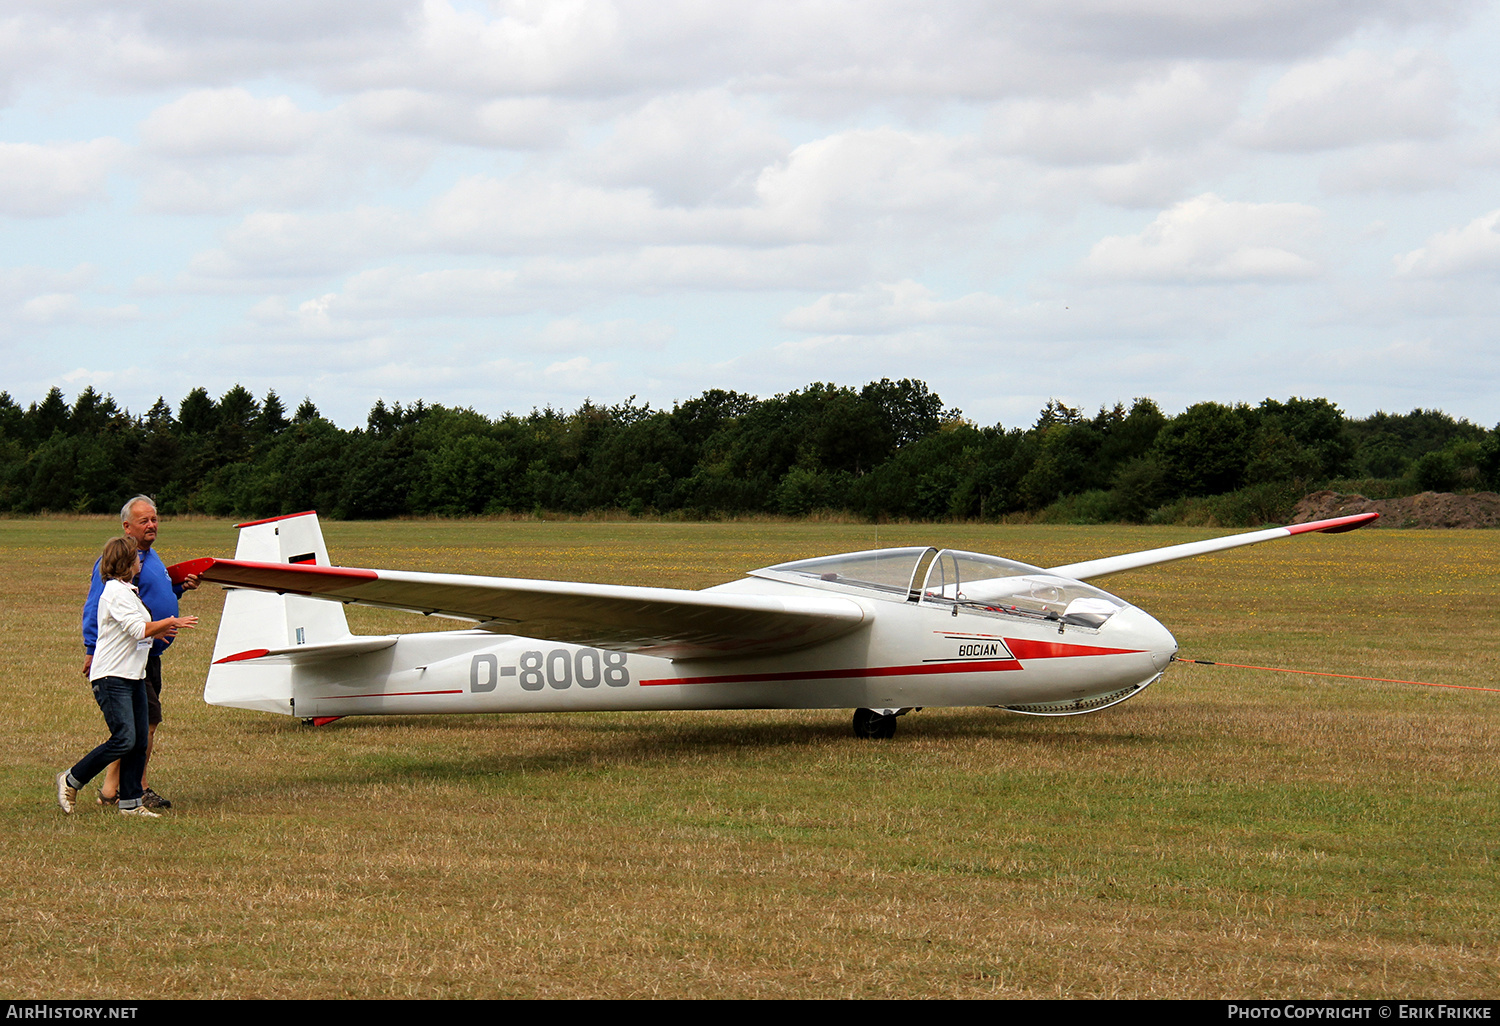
[1293,489,1500,529]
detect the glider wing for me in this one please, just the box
[169,558,867,661]
[1045,512,1380,581]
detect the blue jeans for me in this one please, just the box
[68,676,148,808]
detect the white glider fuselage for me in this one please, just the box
[239,583,1175,722]
[186,510,1374,727]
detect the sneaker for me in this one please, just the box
[142,788,172,810]
[119,805,162,819]
[56,771,76,814]
[98,791,118,807]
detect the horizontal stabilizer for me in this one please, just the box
[1046,512,1380,581]
[213,636,398,666]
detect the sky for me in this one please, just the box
[3,0,1500,430]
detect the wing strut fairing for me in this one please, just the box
[1045,512,1379,581]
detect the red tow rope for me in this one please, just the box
[1174,658,1500,695]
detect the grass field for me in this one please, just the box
[3,516,1498,999]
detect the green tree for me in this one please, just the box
[29,387,70,440]
[1152,402,1250,497]
[214,384,260,463]
[178,388,217,435]
[258,391,288,437]
[133,398,180,500]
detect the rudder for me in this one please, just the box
[204,511,351,715]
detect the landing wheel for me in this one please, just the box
[853,708,898,739]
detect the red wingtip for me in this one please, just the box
[1285,512,1381,536]
[167,557,218,585]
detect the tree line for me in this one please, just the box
[1,381,1496,526]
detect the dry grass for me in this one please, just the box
[3,517,1498,998]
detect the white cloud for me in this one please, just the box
[3,293,139,334]
[1085,193,1324,281]
[427,174,732,250]
[0,1,414,92]
[141,160,350,215]
[189,207,414,279]
[347,89,572,148]
[223,247,851,341]
[1002,0,1464,63]
[585,91,787,206]
[752,128,1000,242]
[344,0,632,95]
[218,123,938,276]
[183,128,1002,281]
[544,356,619,388]
[1316,335,1445,374]
[325,266,525,318]
[783,280,1012,333]
[1394,209,1500,277]
[137,89,434,213]
[518,245,856,292]
[0,264,137,339]
[1318,140,1467,194]
[0,0,1468,104]
[0,140,125,217]
[1036,152,1211,210]
[987,65,1239,166]
[523,317,674,352]
[141,88,323,157]
[0,264,97,300]
[186,215,859,296]
[769,329,959,369]
[19,293,80,323]
[1239,49,1456,152]
[245,293,375,339]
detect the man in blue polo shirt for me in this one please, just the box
[82,495,201,809]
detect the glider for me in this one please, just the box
[172,510,1378,738]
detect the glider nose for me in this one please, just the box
[1110,604,1178,672]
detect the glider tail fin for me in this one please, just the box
[204,511,351,716]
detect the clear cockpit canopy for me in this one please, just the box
[755,547,1127,628]
[758,547,935,598]
[919,550,1126,628]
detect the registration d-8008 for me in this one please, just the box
[470,648,630,693]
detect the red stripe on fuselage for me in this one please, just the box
[640,659,1023,687]
[1003,638,1144,659]
[328,689,465,699]
[641,639,1147,688]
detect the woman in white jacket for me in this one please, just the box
[57,536,197,817]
